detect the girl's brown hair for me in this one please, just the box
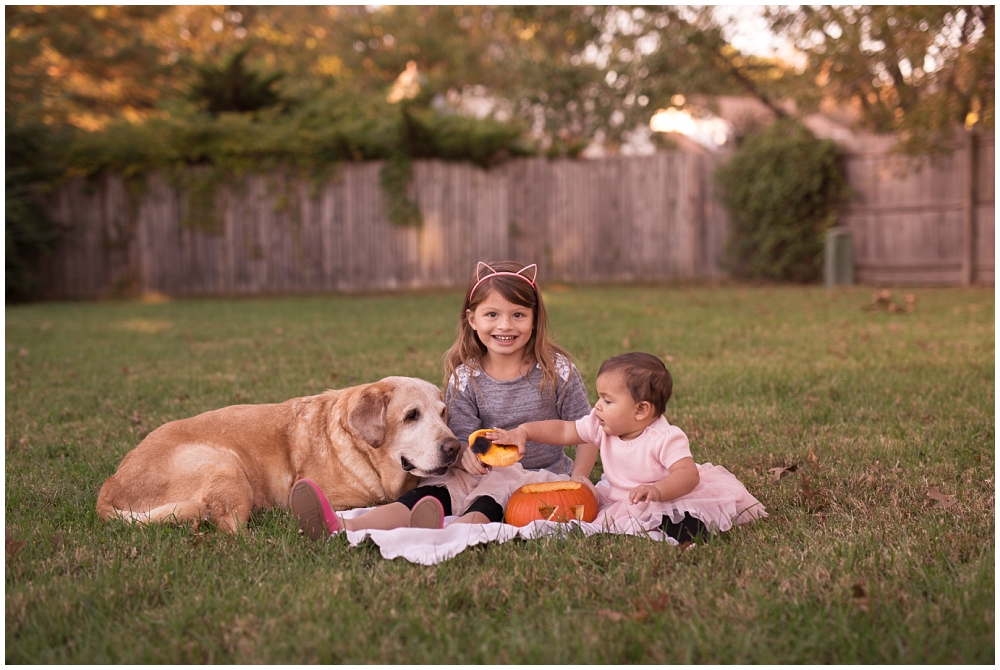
[443,260,572,400]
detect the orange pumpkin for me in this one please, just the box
[469,428,521,467]
[505,481,598,526]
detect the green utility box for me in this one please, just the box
[824,226,854,286]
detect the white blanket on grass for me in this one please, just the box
[339,507,678,566]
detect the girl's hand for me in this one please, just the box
[485,427,528,459]
[629,484,661,504]
[457,443,491,476]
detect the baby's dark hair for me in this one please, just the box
[597,352,673,416]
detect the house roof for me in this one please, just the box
[698,95,860,143]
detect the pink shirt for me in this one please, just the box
[575,409,692,502]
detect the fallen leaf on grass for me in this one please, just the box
[807,448,820,470]
[597,609,630,623]
[632,592,670,621]
[800,474,824,510]
[629,609,650,623]
[41,491,61,511]
[6,528,26,558]
[800,474,827,514]
[598,593,670,624]
[925,486,957,509]
[868,290,915,314]
[768,464,797,483]
[852,580,869,613]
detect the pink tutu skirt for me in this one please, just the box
[594,462,766,534]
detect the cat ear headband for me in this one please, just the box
[470,262,537,297]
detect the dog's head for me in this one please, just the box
[346,376,461,477]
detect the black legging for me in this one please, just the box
[396,485,505,523]
[661,512,710,542]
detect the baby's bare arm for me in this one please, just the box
[488,420,583,457]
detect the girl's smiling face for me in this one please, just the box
[467,290,534,361]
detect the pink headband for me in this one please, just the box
[470,262,537,298]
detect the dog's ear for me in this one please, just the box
[348,388,389,448]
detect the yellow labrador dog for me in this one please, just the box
[96,377,461,532]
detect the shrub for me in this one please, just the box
[63,92,532,179]
[402,106,532,168]
[5,179,64,301]
[6,123,70,301]
[715,120,848,282]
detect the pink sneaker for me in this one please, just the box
[290,479,341,540]
[409,495,445,529]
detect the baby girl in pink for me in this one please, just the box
[490,352,766,541]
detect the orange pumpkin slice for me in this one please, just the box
[468,428,521,467]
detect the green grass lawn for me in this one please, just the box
[5,284,994,663]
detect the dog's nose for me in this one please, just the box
[440,437,461,461]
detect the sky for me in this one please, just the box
[713,5,798,61]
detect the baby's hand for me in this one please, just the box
[629,484,661,504]
[485,427,528,459]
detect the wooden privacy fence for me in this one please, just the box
[839,129,994,285]
[35,131,995,299]
[37,151,730,298]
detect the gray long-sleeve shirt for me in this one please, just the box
[445,354,592,474]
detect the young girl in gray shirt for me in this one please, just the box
[290,260,594,538]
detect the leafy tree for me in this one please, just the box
[766,6,995,154]
[5,6,174,128]
[321,6,609,152]
[6,5,800,151]
[15,4,991,160]
[318,6,800,153]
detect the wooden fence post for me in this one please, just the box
[689,153,704,277]
[962,127,978,285]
